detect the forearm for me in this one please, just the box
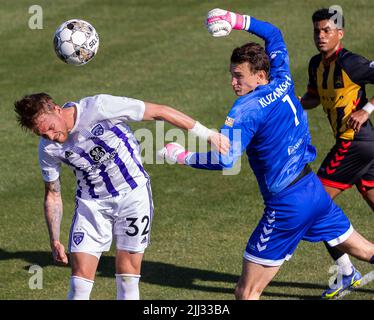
[246,17,283,53]
[247,17,279,38]
[301,92,320,109]
[43,180,63,244]
[155,105,196,130]
[143,102,194,129]
[143,102,224,145]
[44,198,63,243]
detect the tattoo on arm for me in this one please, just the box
[47,179,61,193]
[44,179,63,243]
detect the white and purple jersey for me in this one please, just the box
[39,94,149,199]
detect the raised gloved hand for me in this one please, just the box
[157,143,191,164]
[205,8,248,37]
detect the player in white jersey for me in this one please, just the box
[15,93,229,300]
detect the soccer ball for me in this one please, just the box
[53,19,99,66]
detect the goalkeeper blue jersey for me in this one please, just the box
[185,17,316,200]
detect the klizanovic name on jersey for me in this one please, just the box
[258,75,292,108]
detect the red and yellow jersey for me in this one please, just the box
[307,48,374,140]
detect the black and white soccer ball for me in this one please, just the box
[53,19,99,66]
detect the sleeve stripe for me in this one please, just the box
[243,15,251,31]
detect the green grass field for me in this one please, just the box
[0,0,373,300]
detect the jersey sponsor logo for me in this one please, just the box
[225,117,235,127]
[73,232,84,245]
[89,146,106,163]
[321,95,344,102]
[288,138,303,155]
[258,75,292,108]
[86,152,117,172]
[91,123,104,136]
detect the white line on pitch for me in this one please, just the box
[336,270,374,299]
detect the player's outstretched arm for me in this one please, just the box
[44,179,68,265]
[143,102,229,155]
[157,142,236,169]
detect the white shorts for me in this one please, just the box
[68,181,154,256]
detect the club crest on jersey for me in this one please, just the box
[89,146,106,163]
[91,124,104,136]
[73,232,84,245]
[225,116,235,127]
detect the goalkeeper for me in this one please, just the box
[159,8,374,299]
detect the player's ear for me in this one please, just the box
[338,29,344,40]
[257,70,267,83]
[53,104,62,114]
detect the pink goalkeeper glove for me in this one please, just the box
[205,8,249,37]
[157,143,191,165]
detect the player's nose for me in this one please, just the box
[316,30,326,40]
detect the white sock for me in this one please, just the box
[115,273,141,300]
[335,254,354,276]
[67,276,94,300]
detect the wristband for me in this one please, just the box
[230,13,251,30]
[239,15,251,30]
[362,102,374,115]
[189,121,213,141]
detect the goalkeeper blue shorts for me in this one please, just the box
[244,172,352,266]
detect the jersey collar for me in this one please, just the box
[63,102,80,134]
[323,46,343,66]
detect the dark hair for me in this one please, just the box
[230,42,270,78]
[312,8,344,28]
[14,93,55,131]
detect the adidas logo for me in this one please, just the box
[65,151,73,158]
[141,237,148,244]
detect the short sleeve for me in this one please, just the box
[341,52,374,85]
[38,140,61,182]
[95,94,146,122]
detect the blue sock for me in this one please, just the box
[371,256,374,264]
